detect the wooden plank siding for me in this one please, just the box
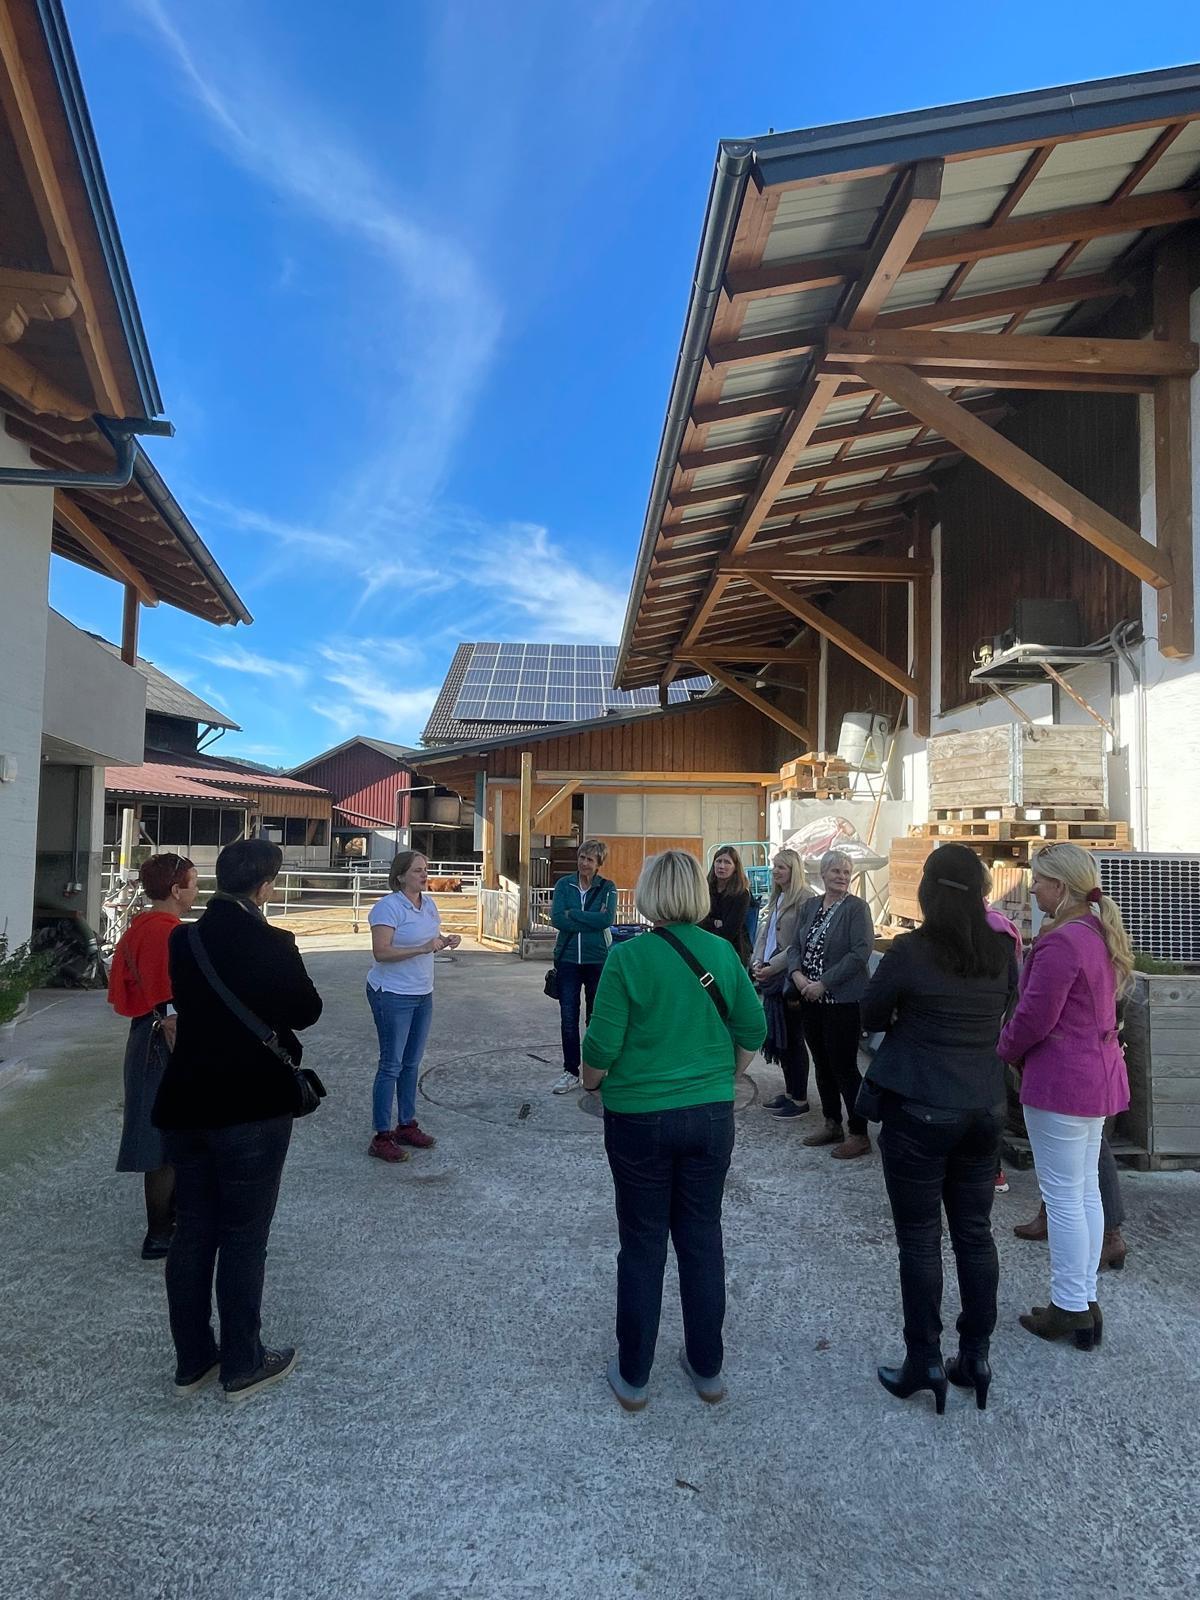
[936,390,1141,710]
[820,583,911,750]
[291,742,413,829]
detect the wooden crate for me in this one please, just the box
[888,834,938,922]
[1145,975,1200,1158]
[927,724,1107,812]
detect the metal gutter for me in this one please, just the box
[132,446,254,625]
[0,414,172,488]
[742,63,1200,188]
[613,140,756,687]
[35,0,164,418]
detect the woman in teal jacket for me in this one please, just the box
[548,838,618,1094]
[582,850,766,1411]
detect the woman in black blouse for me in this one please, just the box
[701,846,752,965]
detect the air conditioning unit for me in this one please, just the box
[1095,854,1200,964]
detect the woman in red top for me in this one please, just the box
[108,853,199,1258]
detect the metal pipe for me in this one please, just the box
[0,414,173,488]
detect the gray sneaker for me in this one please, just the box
[679,1348,726,1404]
[551,1071,580,1095]
[606,1356,648,1412]
[223,1346,297,1404]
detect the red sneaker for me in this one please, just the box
[393,1121,437,1150]
[368,1132,409,1162]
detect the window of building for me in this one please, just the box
[260,817,285,843]
[189,807,221,846]
[284,817,308,847]
[308,819,329,847]
[220,810,244,844]
[159,806,191,846]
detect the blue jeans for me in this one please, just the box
[604,1101,735,1387]
[163,1114,293,1384]
[367,987,434,1131]
[557,961,603,1074]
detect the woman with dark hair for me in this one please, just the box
[366,850,461,1160]
[700,846,752,965]
[108,852,199,1259]
[155,838,323,1403]
[861,844,1018,1413]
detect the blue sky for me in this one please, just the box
[49,0,1197,766]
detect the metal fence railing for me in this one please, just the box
[528,887,646,929]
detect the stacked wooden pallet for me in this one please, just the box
[777,753,853,799]
[917,812,1130,848]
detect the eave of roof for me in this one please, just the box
[615,63,1200,691]
[289,734,418,774]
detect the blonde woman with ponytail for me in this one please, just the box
[998,844,1132,1350]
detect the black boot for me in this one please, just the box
[877,1358,948,1415]
[946,1351,992,1410]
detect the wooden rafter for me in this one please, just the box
[691,658,812,746]
[862,362,1173,589]
[0,342,91,419]
[676,647,817,665]
[532,780,580,831]
[0,267,77,344]
[744,574,918,700]
[826,327,1198,378]
[53,491,159,605]
[722,552,934,582]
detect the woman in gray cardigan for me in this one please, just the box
[787,850,874,1159]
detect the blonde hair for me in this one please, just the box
[636,849,708,926]
[578,838,608,866]
[1031,843,1135,994]
[767,847,812,921]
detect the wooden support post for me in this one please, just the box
[517,751,533,937]
[860,364,1174,589]
[911,503,932,738]
[480,782,496,892]
[691,659,812,746]
[1153,237,1194,659]
[120,584,139,666]
[54,492,159,605]
[533,780,581,831]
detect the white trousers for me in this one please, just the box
[1024,1106,1105,1312]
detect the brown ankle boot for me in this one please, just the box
[1013,1201,1047,1241]
[831,1133,872,1160]
[1099,1227,1127,1271]
[803,1120,844,1148]
[1019,1301,1096,1349]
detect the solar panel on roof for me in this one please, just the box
[450,643,711,725]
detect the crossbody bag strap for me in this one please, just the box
[651,927,730,1022]
[186,922,295,1066]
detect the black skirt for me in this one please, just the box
[116,1014,170,1172]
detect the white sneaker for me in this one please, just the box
[551,1071,580,1095]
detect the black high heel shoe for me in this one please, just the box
[877,1359,948,1415]
[946,1352,992,1410]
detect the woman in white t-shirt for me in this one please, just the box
[365,851,460,1162]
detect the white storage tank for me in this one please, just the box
[836,712,890,773]
[430,795,461,824]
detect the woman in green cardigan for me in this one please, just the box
[582,850,766,1412]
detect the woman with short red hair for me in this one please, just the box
[108,852,199,1258]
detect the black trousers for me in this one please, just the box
[878,1099,1003,1365]
[604,1102,735,1388]
[163,1115,293,1383]
[558,961,604,1075]
[801,1001,866,1135]
[779,1002,811,1102]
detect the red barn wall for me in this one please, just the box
[293,745,412,829]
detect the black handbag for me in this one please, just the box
[543,964,560,1000]
[650,927,730,1022]
[187,923,326,1117]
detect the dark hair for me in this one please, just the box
[139,852,194,901]
[388,849,428,892]
[708,845,750,897]
[916,845,1009,979]
[216,838,282,895]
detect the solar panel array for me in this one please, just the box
[451,643,710,724]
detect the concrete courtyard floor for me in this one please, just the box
[1,940,1198,1600]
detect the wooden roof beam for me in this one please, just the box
[723,553,934,582]
[744,574,918,700]
[0,342,92,419]
[873,271,1129,332]
[728,188,1200,300]
[676,647,818,665]
[826,328,1198,378]
[53,491,158,605]
[691,658,812,746]
[777,476,938,518]
[863,362,1173,589]
[672,438,958,511]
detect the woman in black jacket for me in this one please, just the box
[154,838,323,1404]
[861,845,1017,1414]
[700,845,752,965]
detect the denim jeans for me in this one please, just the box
[878,1099,1003,1364]
[367,986,434,1131]
[163,1114,293,1384]
[604,1101,735,1388]
[801,1000,866,1135]
[557,961,603,1076]
[1025,1106,1105,1311]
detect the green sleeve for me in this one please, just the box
[727,955,767,1051]
[549,878,578,933]
[581,949,629,1072]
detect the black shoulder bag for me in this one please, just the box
[187,922,326,1117]
[651,927,730,1023]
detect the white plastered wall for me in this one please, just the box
[0,430,53,947]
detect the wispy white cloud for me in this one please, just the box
[200,643,308,687]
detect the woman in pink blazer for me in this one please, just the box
[998,844,1133,1350]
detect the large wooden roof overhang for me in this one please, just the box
[0,0,249,626]
[616,66,1200,744]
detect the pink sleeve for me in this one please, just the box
[997,935,1078,1064]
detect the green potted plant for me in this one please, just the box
[0,933,55,1061]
